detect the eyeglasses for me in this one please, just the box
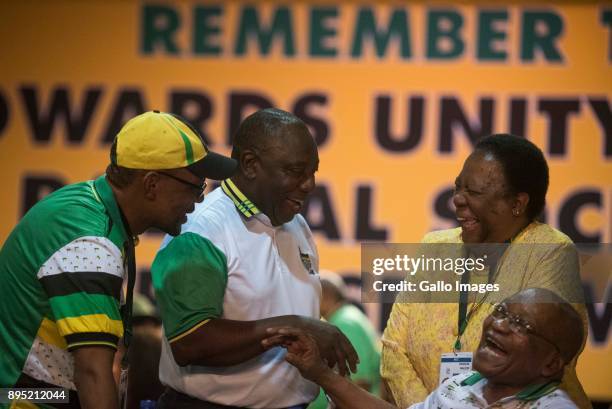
[490,303,561,354]
[158,171,207,198]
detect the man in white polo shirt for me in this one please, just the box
[152,108,357,409]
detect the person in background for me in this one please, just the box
[118,294,165,409]
[112,293,162,387]
[267,288,583,409]
[309,271,381,409]
[0,111,237,409]
[130,293,162,332]
[380,134,589,408]
[152,108,357,409]
[126,329,164,409]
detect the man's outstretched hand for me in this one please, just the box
[263,327,396,409]
[262,318,359,377]
[263,327,330,381]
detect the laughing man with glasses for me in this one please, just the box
[265,287,584,409]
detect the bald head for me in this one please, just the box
[321,271,347,302]
[319,271,348,319]
[505,288,584,363]
[231,108,312,161]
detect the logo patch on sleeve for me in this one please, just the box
[299,249,315,275]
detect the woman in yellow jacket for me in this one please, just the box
[381,134,590,409]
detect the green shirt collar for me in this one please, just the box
[221,179,261,218]
[93,175,131,246]
[460,372,560,401]
[461,371,484,386]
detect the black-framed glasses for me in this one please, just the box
[490,303,561,354]
[158,171,207,197]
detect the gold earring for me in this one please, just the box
[513,208,520,216]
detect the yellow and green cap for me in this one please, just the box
[111,110,236,180]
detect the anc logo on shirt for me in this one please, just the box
[299,249,315,275]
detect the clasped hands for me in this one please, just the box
[262,320,358,379]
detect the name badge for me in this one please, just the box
[439,352,473,385]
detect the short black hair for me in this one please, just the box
[475,134,549,220]
[231,108,306,159]
[105,163,140,188]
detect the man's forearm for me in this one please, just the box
[171,315,302,366]
[73,346,119,409]
[314,370,396,409]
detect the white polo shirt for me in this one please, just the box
[152,179,321,408]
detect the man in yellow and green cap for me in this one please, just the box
[0,111,237,409]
